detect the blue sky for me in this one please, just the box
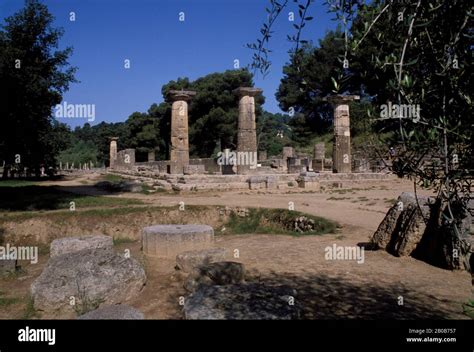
[1,0,337,128]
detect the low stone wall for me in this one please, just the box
[136,158,220,174]
[189,158,221,174]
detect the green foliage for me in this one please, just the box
[0,0,76,175]
[164,69,262,157]
[58,139,98,165]
[22,296,39,319]
[0,184,142,211]
[257,112,292,156]
[224,208,337,236]
[0,292,20,307]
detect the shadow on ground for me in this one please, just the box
[243,271,459,319]
[0,180,129,211]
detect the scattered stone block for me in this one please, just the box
[296,173,320,190]
[50,235,113,258]
[176,248,227,273]
[142,224,214,259]
[31,249,146,314]
[248,176,278,190]
[372,192,432,256]
[184,261,246,293]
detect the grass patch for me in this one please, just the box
[327,196,351,201]
[72,196,143,208]
[0,204,215,222]
[0,180,39,187]
[224,208,336,236]
[140,184,155,194]
[22,296,40,319]
[462,300,474,319]
[0,291,21,307]
[113,237,136,245]
[102,174,126,183]
[330,189,351,194]
[0,184,143,212]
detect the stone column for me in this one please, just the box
[234,87,262,175]
[327,95,359,173]
[168,90,196,174]
[148,150,155,162]
[282,146,294,172]
[109,137,118,169]
[313,143,325,172]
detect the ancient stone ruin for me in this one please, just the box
[107,90,393,192]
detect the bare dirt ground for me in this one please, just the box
[1,173,472,319]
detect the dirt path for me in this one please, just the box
[3,174,469,319]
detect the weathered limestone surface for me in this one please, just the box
[109,137,118,168]
[248,175,277,190]
[296,173,321,191]
[142,224,214,258]
[372,192,432,256]
[169,90,196,174]
[282,147,294,159]
[50,235,113,258]
[234,87,262,175]
[313,143,325,171]
[31,247,146,314]
[77,305,144,320]
[176,248,227,273]
[184,283,299,320]
[184,261,246,293]
[183,164,205,175]
[115,149,135,170]
[147,151,155,162]
[371,192,473,271]
[327,95,359,173]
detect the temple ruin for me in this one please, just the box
[108,89,392,191]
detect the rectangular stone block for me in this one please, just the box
[297,176,321,191]
[142,224,214,259]
[184,165,205,175]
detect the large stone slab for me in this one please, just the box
[371,192,432,255]
[50,235,113,258]
[77,305,144,320]
[176,248,227,273]
[31,249,146,314]
[184,283,299,320]
[184,261,246,293]
[142,224,214,258]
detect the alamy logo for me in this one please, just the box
[54,101,95,122]
[377,102,420,123]
[0,244,38,264]
[18,326,56,345]
[216,150,258,169]
[324,244,365,264]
